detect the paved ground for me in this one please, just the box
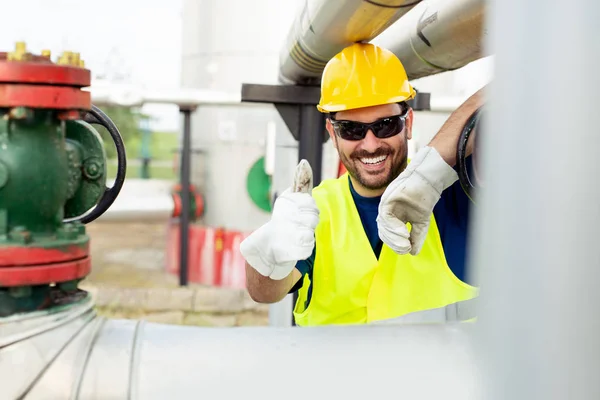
[83,221,268,326]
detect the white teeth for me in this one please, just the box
[360,155,387,165]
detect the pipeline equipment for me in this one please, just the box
[0,35,482,396]
[0,295,480,399]
[0,43,126,316]
[0,47,480,398]
[278,0,423,85]
[278,0,486,84]
[456,107,483,202]
[372,0,487,80]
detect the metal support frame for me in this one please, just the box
[242,83,327,325]
[178,106,196,286]
[241,83,431,324]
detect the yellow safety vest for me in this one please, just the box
[293,173,478,327]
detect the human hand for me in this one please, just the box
[376,146,458,255]
[240,159,319,280]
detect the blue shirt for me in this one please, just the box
[291,157,474,299]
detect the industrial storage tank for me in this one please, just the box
[180,0,338,232]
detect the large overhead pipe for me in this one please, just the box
[278,0,423,85]
[372,0,487,80]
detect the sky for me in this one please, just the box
[0,0,184,131]
[0,0,492,132]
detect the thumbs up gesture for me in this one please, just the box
[377,146,458,255]
[240,160,320,280]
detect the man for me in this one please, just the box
[240,42,481,326]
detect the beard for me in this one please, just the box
[336,137,408,191]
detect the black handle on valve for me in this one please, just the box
[77,105,127,223]
[456,107,483,203]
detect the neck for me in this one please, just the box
[349,175,385,197]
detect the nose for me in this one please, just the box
[361,130,380,152]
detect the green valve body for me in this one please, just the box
[0,47,124,317]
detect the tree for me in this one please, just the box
[93,106,149,159]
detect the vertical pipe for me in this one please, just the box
[139,117,151,179]
[472,1,600,399]
[179,108,193,286]
[293,104,325,325]
[298,105,324,184]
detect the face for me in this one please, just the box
[326,103,413,196]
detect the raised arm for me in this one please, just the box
[429,87,486,167]
[377,87,486,256]
[240,160,319,303]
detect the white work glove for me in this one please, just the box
[376,146,458,255]
[240,160,319,280]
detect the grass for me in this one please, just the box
[106,131,180,181]
[107,164,177,180]
[126,130,180,160]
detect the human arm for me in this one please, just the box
[377,87,485,256]
[428,87,485,167]
[240,160,318,304]
[245,264,303,303]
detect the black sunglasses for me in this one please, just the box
[329,107,409,141]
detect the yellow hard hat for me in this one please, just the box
[317,42,416,113]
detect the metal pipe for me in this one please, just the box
[96,186,176,222]
[0,296,481,399]
[372,0,487,81]
[87,84,242,108]
[278,0,423,85]
[472,0,600,399]
[178,108,194,286]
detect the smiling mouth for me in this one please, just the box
[359,155,388,165]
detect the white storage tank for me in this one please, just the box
[180,0,338,232]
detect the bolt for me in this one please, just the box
[57,223,79,240]
[74,222,86,235]
[15,42,26,53]
[7,41,31,62]
[9,226,32,244]
[8,107,33,121]
[57,50,84,67]
[83,158,103,180]
[41,49,51,59]
[57,51,73,65]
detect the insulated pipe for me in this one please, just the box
[472,0,600,399]
[278,0,423,85]
[87,84,242,108]
[0,297,481,399]
[372,0,487,80]
[95,179,203,223]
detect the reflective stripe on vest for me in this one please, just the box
[293,174,479,327]
[371,297,478,325]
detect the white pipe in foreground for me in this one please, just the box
[278,0,422,85]
[473,0,600,399]
[1,297,481,399]
[372,0,487,80]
